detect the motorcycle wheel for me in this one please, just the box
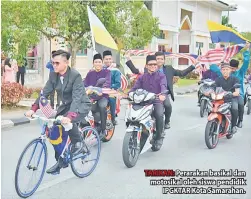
[102,114,115,142]
[122,131,140,168]
[205,120,219,149]
[200,99,207,118]
[102,125,115,142]
[247,99,251,115]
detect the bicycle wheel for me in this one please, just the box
[70,126,101,178]
[15,138,47,198]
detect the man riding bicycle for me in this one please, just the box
[129,55,168,149]
[25,50,91,174]
[214,63,240,134]
[84,53,111,137]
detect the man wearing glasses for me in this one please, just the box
[25,50,91,174]
[129,55,167,150]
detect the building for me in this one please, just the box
[147,0,237,69]
[24,0,237,86]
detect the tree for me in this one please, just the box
[221,16,237,31]
[241,32,251,42]
[1,1,159,67]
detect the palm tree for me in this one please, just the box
[221,16,237,31]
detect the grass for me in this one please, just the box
[176,79,198,87]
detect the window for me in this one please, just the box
[209,43,216,49]
[196,42,204,48]
[178,45,189,65]
[25,46,41,73]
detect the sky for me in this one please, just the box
[222,0,251,32]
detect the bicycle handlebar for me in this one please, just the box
[25,114,73,130]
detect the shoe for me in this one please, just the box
[237,121,243,128]
[151,138,164,151]
[71,142,85,155]
[112,119,118,125]
[231,126,238,134]
[46,157,67,174]
[164,122,170,129]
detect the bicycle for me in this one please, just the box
[15,114,101,198]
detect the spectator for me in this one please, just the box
[1,57,5,83]
[16,59,26,86]
[3,58,15,83]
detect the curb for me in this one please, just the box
[175,88,198,95]
[2,88,198,129]
[1,117,38,130]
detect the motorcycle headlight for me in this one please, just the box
[211,93,216,100]
[134,94,145,103]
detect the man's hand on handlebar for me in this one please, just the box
[25,110,35,117]
[158,94,166,101]
[61,117,71,124]
[233,91,240,97]
[86,89,93,95]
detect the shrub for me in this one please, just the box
[1,83,24,106]
[23,87,33,98]
[33,87,43,94]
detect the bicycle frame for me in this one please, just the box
[27,116,90,171]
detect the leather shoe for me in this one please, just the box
[46,157,67,175]
[164,123,170,129]
[237,121,243,128]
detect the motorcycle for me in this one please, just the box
[198,79,215,118]
[122,89,167,168]
[205,84,240,149]
[80,78,115,142]
[245,80,251,115]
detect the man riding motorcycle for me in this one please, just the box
[210,42,250,128]
[214,63,240,134]
[128,55,167,149]
[126,51,196,129]
[25,50,92,174]
[84,53,111,137]
[102,50,121,125]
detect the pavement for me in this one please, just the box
[1,84,199,129]
[2,93,251,199]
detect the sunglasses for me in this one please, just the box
[148,63,157,66]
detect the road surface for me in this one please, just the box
[2,94,251,199]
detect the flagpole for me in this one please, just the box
[87,6,96,53]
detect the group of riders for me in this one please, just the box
[25,42,250,174]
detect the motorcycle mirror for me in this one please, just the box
[95,78,106,87]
